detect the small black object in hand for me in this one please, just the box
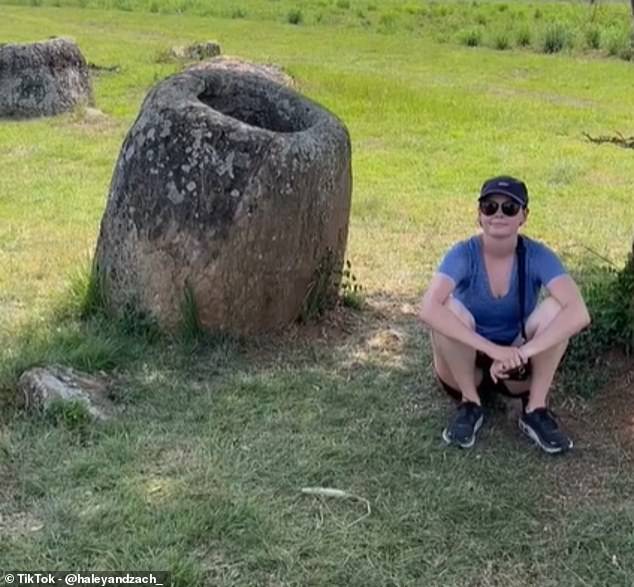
[504,362,531,381]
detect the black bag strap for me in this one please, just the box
[517,235,527,341]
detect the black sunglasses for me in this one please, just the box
[479,199,522,217]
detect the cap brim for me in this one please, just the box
[479,189,526,206]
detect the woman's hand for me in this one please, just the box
[486,344,527,371]
[490,360,509,384]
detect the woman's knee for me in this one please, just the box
[526,296,562,338]
[445,297,476,331]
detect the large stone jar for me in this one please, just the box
[94,65,352,335]
[0,38,93,118]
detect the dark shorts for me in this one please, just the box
[436,350,531,403]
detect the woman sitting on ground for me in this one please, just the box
[419,176,590,454]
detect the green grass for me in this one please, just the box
[4,0,634,60]
[2,3,634,584]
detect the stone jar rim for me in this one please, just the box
[148,69,338,138]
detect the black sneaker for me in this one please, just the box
[519,408,573,454]
[442,401,484,449]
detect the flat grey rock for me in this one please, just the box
[170,41,221,60]
[18,365,115,421]
[190,56,294,87]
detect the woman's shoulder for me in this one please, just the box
[439,235,479,269]
[521,235,567,279]
[521,235,560,258]
[448,235,480,253]
[438,235,480,282]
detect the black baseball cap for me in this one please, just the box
[479,176,528,207]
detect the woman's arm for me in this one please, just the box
[520,274,591,360]
[419,274,507,357]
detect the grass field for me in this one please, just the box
[4,0,634,59]
[2,3,634,585]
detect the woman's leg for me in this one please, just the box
[525,297,568,411]
[503,297,568,410]
[431,297,483,404]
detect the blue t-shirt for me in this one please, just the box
[437,235,567,344]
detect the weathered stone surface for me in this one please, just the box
[190,57,294,87]
[171,41,221,60]
[94,66,352,335]
[18,365,115,421]
[0,38,93,118]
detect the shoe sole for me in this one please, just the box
[518,418,573,454]
[442,414,484,449]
